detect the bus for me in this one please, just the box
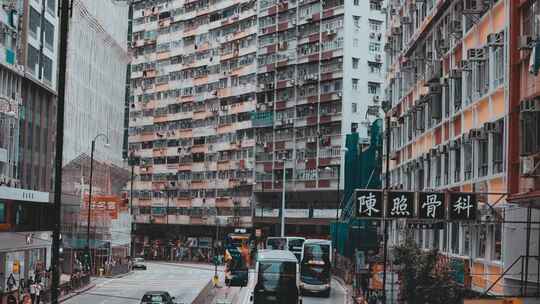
[251,250,302,304]
[299,239,332,297]
[265,237,305,262]
[224,232,251,287]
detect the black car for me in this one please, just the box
[140,291,176,304]
[132,257,147,270]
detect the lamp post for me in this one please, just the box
[129,152,136,258]
[280,157,286,237]
[86,133,109,266]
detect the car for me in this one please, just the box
[140,291,176,304]
[132,257,147,270]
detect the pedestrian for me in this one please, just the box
[35,281,42,304]
[29,279,36,304]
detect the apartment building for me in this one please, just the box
[128,0,258,246]
[0,0,58,297]
[252,0,385,236]
[128,0,385,243]
[383,0,537,296]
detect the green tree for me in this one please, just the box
[392,239,467,304]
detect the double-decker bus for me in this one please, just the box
[299,239,332,297]
[265,237,305,262]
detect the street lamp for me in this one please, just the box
[280,157,287,237]
[86,133,110,262]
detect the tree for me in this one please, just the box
[392,239,468,304]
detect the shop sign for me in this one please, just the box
[387,191,415,218]
[449,193,477,221]
[418,192,445,219]
[262,208,278,217]
[312,209,339,218]
[285,209,309,218]
[356,190,383,218]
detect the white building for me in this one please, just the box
[63,0,129,166]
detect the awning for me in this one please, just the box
[0,232,51,251]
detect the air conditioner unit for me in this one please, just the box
[401,16,411,24]
[449,139,460,150]
[467,48,486,61]
[390,121,398,128]
[391,27,401,35]
[373,95,380,103]
[449,69,462,79]
[469,128,485,139]
[521,156,539,176]
[518,35,533,50]
[449,20,462,34]
[370,32,376,39]
[487,31,504,47]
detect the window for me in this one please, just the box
[27,45,40,74]
[461,224,471,255]
[450,223,459,254]
[43,20,54,51]
[29,8,40,38]
[354,0,359,5]
[353,15,360,27]
[353,38,359,47]
[369,42,381,52]
[352,58,359,69]
[491,224,502,261]
[47,0,56,14]
[369,0,381,10]
[368,82,380,94]
[493,120,504,173]
[368,61,382,74]
[478,138,488,177]
[476,225,487,259]
[352,78,358,90]
[0,202,5,223]
[369,19,382,32]
[352,103,357,113]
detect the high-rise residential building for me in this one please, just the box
[383,0,534,296]
[127,0,385,247]
[128,0,258,250]
[0,0,58,296]
[252,0,385,236]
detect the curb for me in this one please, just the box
[58,283,97,303]
[104,270,133,279]
[191,279,214,304]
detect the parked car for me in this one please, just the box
[140,291,176,304]
[132,257,147,270]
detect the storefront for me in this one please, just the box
[0,231,51,298]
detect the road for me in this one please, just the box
[63,262,213,304]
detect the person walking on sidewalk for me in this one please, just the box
[35,281,42,304]
[29,279,36,304]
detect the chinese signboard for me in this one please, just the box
[418,192,445,219]
[355,190,479,221]
[449,193,477,221]
[356,190,383,218]
[387,191,415,218]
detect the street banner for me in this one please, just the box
[386,191,415,218]
[449,192,477,220]
[356,190,383,219]
[418,192,445,219]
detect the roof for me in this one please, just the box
[143,291,170,295]
[257,250,298,262]
[304,239,331,245]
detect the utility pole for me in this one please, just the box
[280,157,286,237]
[51,0,70,302]
[129,154,135,258]
[382,115,391,304]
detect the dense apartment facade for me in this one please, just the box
[127,0,385,244]
[0,0,58,297]
[252,0,385,236]
[383,0,538,297]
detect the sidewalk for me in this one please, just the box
[56,270,133,303]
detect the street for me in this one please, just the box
[65,262,348,304]
[63,262,213,304]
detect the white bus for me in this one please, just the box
[251,250,303,304]
[299,239,332,297]
[265,237,305,262]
